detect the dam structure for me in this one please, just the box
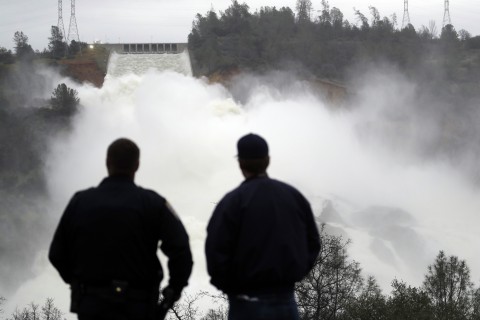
[89,42,192,78]
[100,43,188,54]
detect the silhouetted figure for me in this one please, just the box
[206,133,320,320]
[49,138,193,320]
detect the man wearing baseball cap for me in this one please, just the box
[206,133,320,320]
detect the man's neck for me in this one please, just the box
[108,173,135,181]
[243,171,268,179]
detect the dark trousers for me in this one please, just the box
[73,284,157,320]
[228,292,300,320]
[76,295,154,320]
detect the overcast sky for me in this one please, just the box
[1,0,479,51]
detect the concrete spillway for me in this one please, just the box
[106,51,193,77]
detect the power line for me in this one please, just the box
[402,0,411,29]
[67,0,80,43]
[57,0,66,40]
[443,0,452,27]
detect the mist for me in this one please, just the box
[2,52,480,318]
[0,60,80,296]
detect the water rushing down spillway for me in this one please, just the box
[107,51,193,77]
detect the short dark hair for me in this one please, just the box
[106,138,140,174]
[237,133,269,160]
[239,157,270,175]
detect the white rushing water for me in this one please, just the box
[5,50,480,319]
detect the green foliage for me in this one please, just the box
[50,83,80,116]
[472,288,480,320]
[342,276,388,320]
[0,47,14,64]
[296,0,312,23]
[13,31,34,59]
[387,279,434,320]
[423,251,473,320]
[441,24,459,43]
[48,26,66,59]
[295,224,363,320]
[188,3,478,85]
[0,64,77,291]
[458,29,472,41]
[466,36,480,49]
[67,40,88,58]
[294,247,480,320]
[200,309,227,320]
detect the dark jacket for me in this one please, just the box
[49,176,193,303]
[205,175,320,295]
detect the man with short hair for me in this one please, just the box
[205,133,320,320]
[49,138,193,320]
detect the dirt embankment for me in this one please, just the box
[59,47,110,88]
[208,68,348,106]
[59,60,106,88]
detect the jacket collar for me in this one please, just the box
[100,175,136,186]
[242,173,269,184]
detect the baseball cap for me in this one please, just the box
[237,133,269,159]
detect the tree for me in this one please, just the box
[163,291,228,320]
[342,276,388,320]
[296,0,312,23]
[440,24,459,43]
[318,0,331,25]
[28,303,40,320]
[472,288,480,320]
[330,7,344,29]
[354,8,369,31]
[369,6,381,26]
[48,26,66,59]
[466,36,480,49]
[390,13,398,29]
[221,0,251,34]
[419,20,438,40]
[458,29,471,41]
[295,224,363,320]
[387,279,434,320]
[0,296,5,315]
[40,298,63,320]
[5,299,64,320]
[168,292,201,320]
[423,251,473,320]
[8,302,42,320]
[13,31,34,58]
[50,83,80,116]
[68,40,87,57]
[201,309,227,320]
[0,47,15,64]
[188,10,222,75]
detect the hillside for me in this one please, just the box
[58,45,109,87]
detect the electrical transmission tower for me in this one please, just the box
[67,0,80,43]
[443,0,452,27]
[402,0,411,29]
[57,0,66,39]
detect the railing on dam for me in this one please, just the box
[98,43,188,54]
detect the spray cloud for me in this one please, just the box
[3,52,480,319]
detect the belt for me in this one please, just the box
[232,292,294,302]
[78,282,157,301]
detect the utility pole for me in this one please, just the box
[402,0,410,29]
[67,0,80,43]
[443,0,452,27]
[57,0,66,40]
